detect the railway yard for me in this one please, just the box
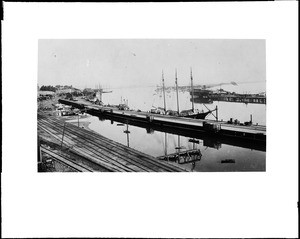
[38,111,186,172]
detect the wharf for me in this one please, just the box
[192,90,266,104]
[59,99,266,147]
[210,94,266,104]
[38,113,186,172]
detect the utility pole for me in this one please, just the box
[164,132,168,158]
[61,122,66,149]
[177,135,181,163]
[98,83,102,103]
[190,67,195,112]
[126,124,129,147]
[162,70,167,113]
[124,124,130,147]
[175,69,180,115]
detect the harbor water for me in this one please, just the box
[75,82,266,172]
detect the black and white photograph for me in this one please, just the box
[37,39,266,172]
[2,2,298,238]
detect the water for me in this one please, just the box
[81,82,266,172]
[103,82,266,125]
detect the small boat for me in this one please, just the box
[150,106,165,114]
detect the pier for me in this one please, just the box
[210,93,266,104]
[192,89,266,104]
[58,99,266,151]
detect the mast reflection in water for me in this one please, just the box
[86,115,265,172]
[82,84,266,172]
[157,134,202,172]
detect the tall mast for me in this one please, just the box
[190,67,195,112]
[175,69,180,114]
[162,70,166,113]
[98,83,102,102]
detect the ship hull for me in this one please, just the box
[181,111,211,119]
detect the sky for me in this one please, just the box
[38,39,266,90]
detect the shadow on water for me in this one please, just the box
[90,84,266,172]
[157,133,203,172]
[88,113,266,172]
[95,112,265,152]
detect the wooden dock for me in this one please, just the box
[58,99,266,150]
[38,113,187,172]
[210,93,266,104]
[192,90,266,104]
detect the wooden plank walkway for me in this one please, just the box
[38,113,187,172]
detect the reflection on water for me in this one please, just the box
[158,134,203,172]
[85,115,265,172]
[79,84,266,172]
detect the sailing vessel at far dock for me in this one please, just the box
[158,68,213,119]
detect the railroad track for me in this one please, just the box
[38,122,133,172]
[40,146,93,172]
[38,113,186,172]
